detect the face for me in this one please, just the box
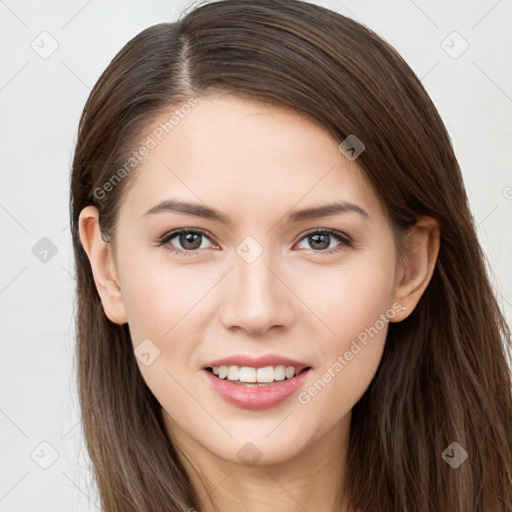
[104,94,404,466]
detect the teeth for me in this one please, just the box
[285,366,295,379]
[227,366,239,381]
[211,365,303,383]
[258,366,281,382]
[239,366,256,382]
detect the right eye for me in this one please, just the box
[157,228,216,256]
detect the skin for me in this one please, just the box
[79,94,440,512]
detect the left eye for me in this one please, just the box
[296,229,352,252]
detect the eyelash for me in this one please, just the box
[156,228,353,257]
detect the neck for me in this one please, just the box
[163,410,352,512]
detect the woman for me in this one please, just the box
[69,0,512,510]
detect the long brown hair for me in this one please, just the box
[69,0,512,510]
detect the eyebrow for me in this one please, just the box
[141,198,370,226]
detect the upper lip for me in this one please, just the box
[203,354,312,373]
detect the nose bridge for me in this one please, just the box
[220,236,294,333]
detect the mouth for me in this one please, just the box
[204,365,312,386]
[202,363,313,409]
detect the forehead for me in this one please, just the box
[118,94,383,224]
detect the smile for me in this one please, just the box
[203,366,312,409]
[208,364,308,384]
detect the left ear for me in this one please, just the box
[390,215,440,322]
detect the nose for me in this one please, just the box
[219,246,296,335]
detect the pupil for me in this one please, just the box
[310,233,329,250]
[181,232,201,250]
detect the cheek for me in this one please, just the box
[119,259,205,412]
[295,241,396,345]
[295,244,396,411]
[121,273,173,344]
[118,251,219,395]
[118,246,209,344]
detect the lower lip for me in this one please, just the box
[202,368,311,410]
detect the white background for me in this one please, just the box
[1,0,511,510]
